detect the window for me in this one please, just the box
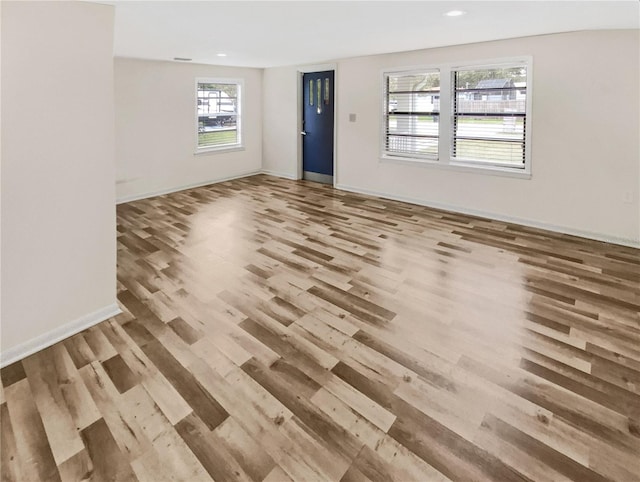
[196,79,242,152]
[383,70,440,159]
[381,58,531,176]
[452,64,528,168]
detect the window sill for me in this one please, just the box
[380,155,531,179]
[194,145,245,156]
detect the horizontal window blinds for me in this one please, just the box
[384,71,440,159]
[452,67,527,167]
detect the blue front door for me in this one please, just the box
[302,71,334,184]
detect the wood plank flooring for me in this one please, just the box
[2,174,639,481]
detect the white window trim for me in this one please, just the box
[195,77,244,154]
[380,56,533,178]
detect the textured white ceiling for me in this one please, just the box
[110,1,640,68]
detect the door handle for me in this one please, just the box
[301,131,307,136]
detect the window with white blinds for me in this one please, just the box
[383,70,440,159]
[452,65,527,168]
[381,58,532,176]
[196,79,242,152]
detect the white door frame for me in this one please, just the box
[297,63,338,187]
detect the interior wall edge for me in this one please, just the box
[0,302,122,368]
[336,182,640,249]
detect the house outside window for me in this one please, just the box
[452,65,528,168]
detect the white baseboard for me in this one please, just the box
[261,169,299,180]
[116,170,263,204]
[336,183,640,249]
[0,303,122,368]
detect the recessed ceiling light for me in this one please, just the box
[217,53,227,57]
[444,10,467,17]
[173,57,192,61]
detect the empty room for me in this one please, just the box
[1,1,639,481]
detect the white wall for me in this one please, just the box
[263,30,640,245]
[115,58,263,201]
[1,1,118,364]
[262,66,299,179]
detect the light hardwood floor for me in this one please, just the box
[1,174,639,481]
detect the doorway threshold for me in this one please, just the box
[303,171,333,185]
